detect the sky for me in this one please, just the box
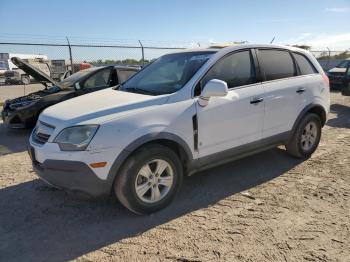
[0,0,349,61]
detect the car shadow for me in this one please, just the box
[327,103,350,128]
[0,122,33,155]
[0,147,303,262]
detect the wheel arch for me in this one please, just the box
[107,132,193,185]
[292,103,327,135]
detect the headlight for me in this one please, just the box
[54,125,99,151]
[9,100,37,110]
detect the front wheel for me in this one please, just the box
[114,144,183,214]
[286,113,322,158]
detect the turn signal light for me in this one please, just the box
[90,162,107,168]
[322,73,330,89]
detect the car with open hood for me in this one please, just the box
[28,44,330,214]
[1,57,140,128]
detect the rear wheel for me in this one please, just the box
[114,144,183,214]
[286,113,322,158]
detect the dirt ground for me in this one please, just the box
[0,92,349,262]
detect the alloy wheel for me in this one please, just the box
[135,159,174,203]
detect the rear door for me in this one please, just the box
[257,49,307,139]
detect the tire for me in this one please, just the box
[341,82,350,96]
[114,144,183,214]
[21,75,30,85]
[286,113,322,158]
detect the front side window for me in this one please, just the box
[200,50,256,89]
[120,51,215,95]
[258,49,296,81]
[83,68,111,88]
[293,53,317,75]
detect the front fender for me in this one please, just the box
[105,130,193,185]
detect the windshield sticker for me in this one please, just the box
[189,54,212,61]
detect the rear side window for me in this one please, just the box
[258,49,295,81]
[293,53,317,75]
[201,50,256,89]
[118,70,137,83]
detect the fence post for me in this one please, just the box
[327,47,331,70]
[139,40,145,66]
[66,37,74,73]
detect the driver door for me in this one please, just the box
[195,50,265,158]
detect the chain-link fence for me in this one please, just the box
[0,38,349,75]
[310,50,349,71]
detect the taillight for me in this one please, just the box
[322,73,330,88]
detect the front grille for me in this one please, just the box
[32,121,55,144]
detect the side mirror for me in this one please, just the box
[198,79,228,107]
[74,82,81,90]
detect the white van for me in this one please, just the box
[29,44,330,214]
[0,53,49,84]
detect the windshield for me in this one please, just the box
[120,51,215,95]
[59,68,98,89]
[336,60,350,69]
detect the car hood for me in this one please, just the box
[328,67,347,74]
[40,88,169,126]
[11,57,61,87]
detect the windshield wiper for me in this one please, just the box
[123,87,158,96]
[112,84,122,90]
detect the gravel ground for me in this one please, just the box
[0,92,349,262]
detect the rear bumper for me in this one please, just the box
[31,156,112,198]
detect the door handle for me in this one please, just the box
[296,88,306,94]
[250,98,264,104]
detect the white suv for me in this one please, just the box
[28,44,330,214]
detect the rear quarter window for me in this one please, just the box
[118,70,137,83]
[258,49,295,81]
[293,53,317,75]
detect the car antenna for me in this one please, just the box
[270,37,275,44]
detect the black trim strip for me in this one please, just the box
[192,114,198,151]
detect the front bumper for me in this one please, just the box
[2,108,37,128]
[30,148,112,198]
[328,75,346,89]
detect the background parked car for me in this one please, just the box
[327,58,350,90]
[2,57,140,128]
[341,65,350,96]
